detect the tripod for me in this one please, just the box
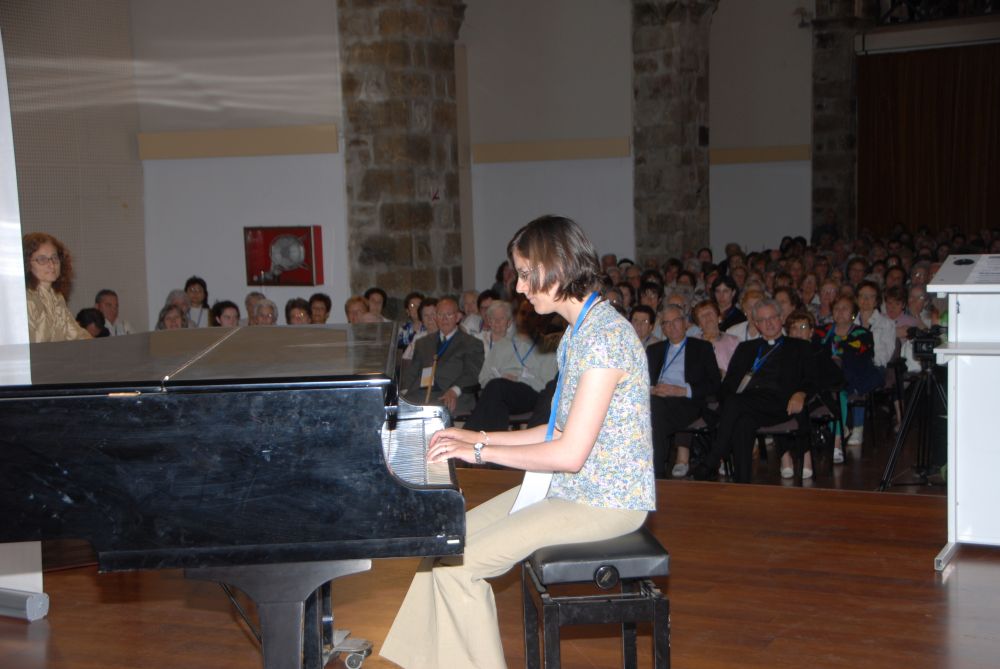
[878,358,947,491]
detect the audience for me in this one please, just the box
[309,292,332,324]
[211,300,241,327]
[184,276,213,327]
[399,296,484,414]
[630,305,659,348]
[285,297,311,325]
[156,304,187,330]
[76,307,109,338]
[250,299,278,326]
[94,289,132,336]
[364,287,389,321]
[648,303,721,478]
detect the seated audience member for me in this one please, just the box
[725,289,765,342]
[491,260,516,300]
[76,308,109,338]
[285,297,311,325]
[185,276,214,327]
[478,299,512,352]
[630,305,659,348]
[399,296,485,414]
[156,304,187,330]
[22,232,90,343]
[816,279,839,326]
[616,282,635,311]
[712,275,746,331]
[364,287,389,321]
[884,266,907,290]
[772,286,801,324]
[648,304,721,478]
[464,300,558,432]
[459,289,483,334]
[398,291,424,348]
[692,299,816,483]
[846,257,869,288]
[250,299,278,326]
[817,296,882,458]
[907,285,939,328]
[692,300,740,375]
[244,291,266,326]
[344,296,369,324]
[211,300,241,327]
[309,292,332,324]
[402,298,439,361]
[164,289,191,326]
[883,286,920,340]
[94,289,132,336]
[855,280,895,368]
[604,286,625,313]
[638,280,663,312]
[779,309,844,479]
[600,252,618,273]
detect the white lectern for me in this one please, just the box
[931,254,1000,570]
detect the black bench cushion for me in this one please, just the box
[528,526,669,585]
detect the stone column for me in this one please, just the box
[811,0,875,239]
[338,0,466,308]
[632,0,717,265]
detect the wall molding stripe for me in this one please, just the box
[137,124,340,160]
[710,145,811,165]
[472,137,631,164]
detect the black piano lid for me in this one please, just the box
[0,323,398,397]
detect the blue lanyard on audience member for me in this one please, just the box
[751,337,784,374]
[657,338,686,383]
[546,291,601,442]
[436,334,453,358]
[512,338,536,367]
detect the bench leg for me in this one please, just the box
[522,564,541,669]
[653,585,671,669]
[542,597,561,668]
[622,580,638,669]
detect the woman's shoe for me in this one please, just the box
[847,426,864,446]
[802,467,814,480]
[833,446,845,464]
[671,463,689,478]
[780,466,794,479]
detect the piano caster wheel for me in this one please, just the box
[345,652,365,669]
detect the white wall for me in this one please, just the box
[143,153,350,328]
[709,161,812,254]
[0,25,43,598]
[471,157,634,290]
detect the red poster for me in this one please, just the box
[244,226,324,286]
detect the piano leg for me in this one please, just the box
[185,559,372,669]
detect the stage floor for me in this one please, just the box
[1,469,997,669]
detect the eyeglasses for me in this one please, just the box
[790,323,810,330]
[32,255,61,266]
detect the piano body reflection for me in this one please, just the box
[0,324,465,669]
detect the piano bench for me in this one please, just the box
[521,527,670,669]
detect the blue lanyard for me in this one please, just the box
[436,334,453,358]
[546,291,601,442]
[657,338,686,383]
[512,338,536,367]
[751,337,783,374]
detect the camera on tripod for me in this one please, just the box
[907,325,946,364]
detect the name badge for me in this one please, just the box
[420,366,434,388]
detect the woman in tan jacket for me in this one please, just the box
[23,232,90,343]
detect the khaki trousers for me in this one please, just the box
[380,486,648,668]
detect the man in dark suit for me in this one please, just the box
[400,296,485,415]
[692,299,816,483]
[647,304,721,478]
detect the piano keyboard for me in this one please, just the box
[381,399,453,486]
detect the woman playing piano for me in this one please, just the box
[380,215,655,669]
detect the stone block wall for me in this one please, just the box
[812,0,876,238]
[632,0,717,264]
[338,0,465,307]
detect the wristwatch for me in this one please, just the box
[473,441,485,465]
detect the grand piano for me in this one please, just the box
[0,324,466,669]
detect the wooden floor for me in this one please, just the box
[2,465,998,669]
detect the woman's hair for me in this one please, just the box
[22,232,74,295]
[506,215,600,302]
[184,276,209,304]
[75,308,108,336]
[417,297,438,322]
[164,288,190,309]
[856,279,882,308]
[309,292,332,311]
[211,300,240,324]
[785,308,816,331]
[156,304,188,330]
[711,275,740,303]
[692,299,721,320]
